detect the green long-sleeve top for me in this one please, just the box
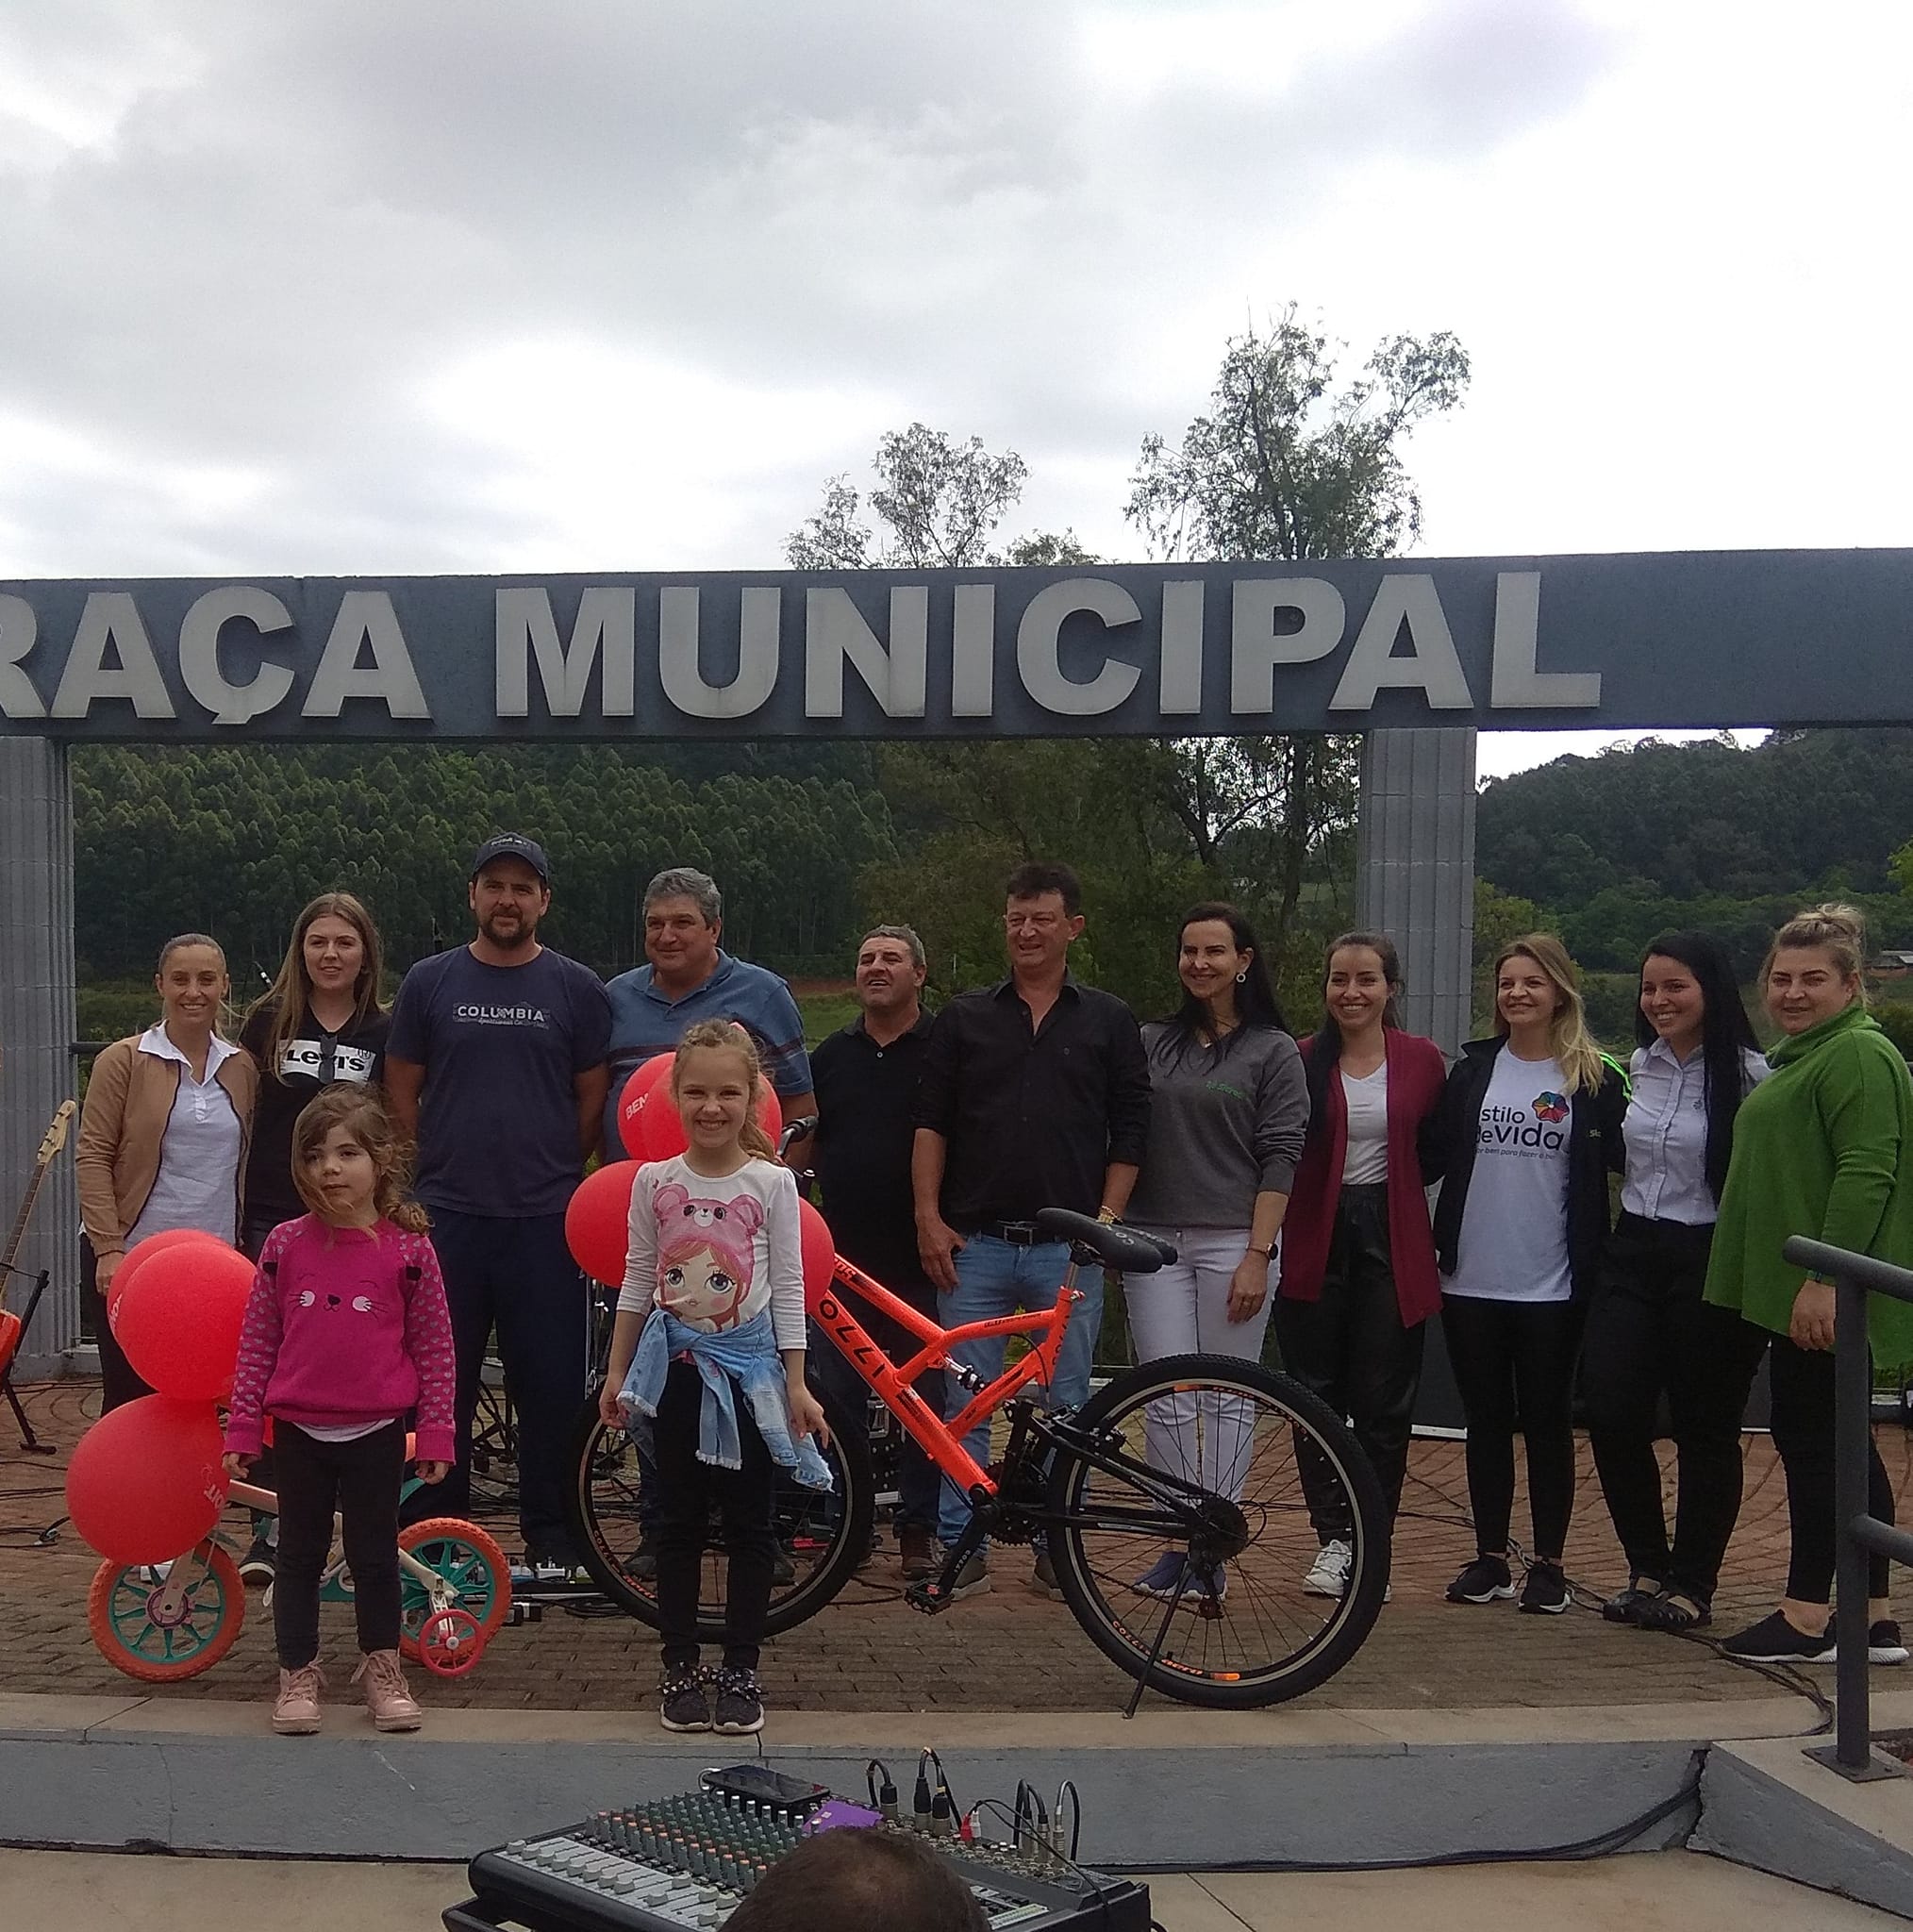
[1705,1002,1913,1364]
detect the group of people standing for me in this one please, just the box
[69,828,1913,1733]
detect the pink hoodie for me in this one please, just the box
[224,1216,457,1464]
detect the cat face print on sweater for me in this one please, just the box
[296,1278,384,1317]
[653,1181,762,1332]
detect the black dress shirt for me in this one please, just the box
[810,1009,934,1290]
[913,974,1152,1230]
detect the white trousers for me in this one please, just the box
[1126,1225,1275,1503]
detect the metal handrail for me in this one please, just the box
[1781,1235,1913,1781]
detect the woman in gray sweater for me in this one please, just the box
[1125,904,1309,1598]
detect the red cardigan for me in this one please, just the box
[1279,1028,1447,1326]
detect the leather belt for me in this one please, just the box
[972,1220,1046,1246]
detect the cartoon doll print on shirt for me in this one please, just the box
[653,1181,764,1332]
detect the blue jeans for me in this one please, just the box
[936,1236,1102,1550]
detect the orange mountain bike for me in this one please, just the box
[566,1209,1389,1708]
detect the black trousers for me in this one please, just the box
[654,1360,775,1673]
[81,1236,154,1413]
[273,1419,407,1670]
[1768,1332,1895,1605]
[1441,1294,1582,1561]
[1274,1184,1425,1538]
[1583,1214,1770,1603]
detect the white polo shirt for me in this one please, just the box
[125,1024,244,1249]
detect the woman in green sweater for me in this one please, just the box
[1705,904,1913,1666]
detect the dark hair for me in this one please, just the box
[723,1826,987,1932]
[1005,860,1081,917]
[1636,931,1761,1203]
[1305,930,1405,1135]
[1160,902,1289,1058]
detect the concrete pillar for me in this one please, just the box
[1355,727,1477,1057]
[0,737,80,1374]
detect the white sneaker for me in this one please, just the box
[1303,1539,1351,1597]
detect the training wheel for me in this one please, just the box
[418,1606,484,1675]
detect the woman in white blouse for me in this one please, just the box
[75,933,258,1409]
[1583,932,1768,1633]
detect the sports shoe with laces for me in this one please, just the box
[659,1664,710,1732]
[1446,1556,1515,1605]
[239,1535,276,1587]
[712,1666,765,1736]
[273,1662,325,1736]
[942,1547,990,1599]
[1030,1549,1061,1599]
[1518,1560,1569,1615]
[1304,1539,1352,1597]
[1132,1551,1188,1600]
[353,1649,423,1731]
[898,1523,937,1582]
[1719,1610,1836,1664]
[1871,1620,1909,1665]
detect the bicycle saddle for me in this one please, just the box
[1035,1208,1177,1274]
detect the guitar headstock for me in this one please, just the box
[38,1100,76,1164]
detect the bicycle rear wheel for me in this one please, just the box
[565,1378,873,1641]
[1044,1353,1389,1708]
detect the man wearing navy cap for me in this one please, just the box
[386,834,611,1571]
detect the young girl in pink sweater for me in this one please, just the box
[224,1088,456,1737]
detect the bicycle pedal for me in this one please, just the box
[904,1579,950,1617]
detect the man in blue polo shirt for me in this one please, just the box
[601,866,815,1158]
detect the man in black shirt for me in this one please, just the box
[911,862,1151,1597]
[808,924,943,1581]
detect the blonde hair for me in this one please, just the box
[1493,932,1605,1095]
[672,1020,776,1160]
[291,1087,430,1233]
[247,892,385,1080]
[1763,902,1868,1005]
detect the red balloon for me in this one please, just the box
[798,1199,838,1315]
[566,1160,641,1288]
[114,1241,258,1403]
[106,1228,223,1329]
[66,1395,228,1565]
[617,1051,787,1162]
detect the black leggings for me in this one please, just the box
[1768,1333,1895,1605]
[81,1237,154,1413]
[1583,1215,1771,1603]
[273,1420,407,1669]
[653,1360,776,1674]
[1441,1295,1581,1562]
[1275,1184,1426,1536]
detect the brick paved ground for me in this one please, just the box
[6,1378,1905,1716]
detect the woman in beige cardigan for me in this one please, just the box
[76,932,257,1409]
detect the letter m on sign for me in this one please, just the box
[495,589,636,719]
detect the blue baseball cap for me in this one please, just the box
[470,833,551,884]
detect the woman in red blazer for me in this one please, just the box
[1274,932,1447,1598]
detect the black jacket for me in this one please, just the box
[1424,1037,1629,1300]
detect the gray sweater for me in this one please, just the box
[1125,1021,1310,1229]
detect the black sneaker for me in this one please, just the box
[238,1536,276,1587]
[1518,1560,1569,1615]
[630,1539,658,1583]
[1445,1556,1514,1605]
[1871,1620,1909,1665]
[1719,1610,1836,1664]
[659,1665,710,1733]
[1030,1550,1061,1599]
[711,1666,764,1735]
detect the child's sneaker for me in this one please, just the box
[273,1662,325,1736]
[352,1649,423,1732]
[711,1665,765,1736]
[659,1664,710,1733]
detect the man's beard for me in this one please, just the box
[481,910,538,951]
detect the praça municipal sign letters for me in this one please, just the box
[2,549,1907,741]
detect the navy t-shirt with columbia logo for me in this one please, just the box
[387,946,612,1220]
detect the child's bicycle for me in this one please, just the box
[565,1209,1389,1710]
[86,1451,511,1685]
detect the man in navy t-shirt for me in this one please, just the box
[386,833,611,1569]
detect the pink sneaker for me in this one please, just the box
[352,1648,423,1732]
[273,1662,325,1736]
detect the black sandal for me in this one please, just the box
[1636,1589,1711,1633]
[1601,1576,1664,1624]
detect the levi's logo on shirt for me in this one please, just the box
[276,1040,377,1082]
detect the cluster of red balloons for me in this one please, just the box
[66,1230,256,1565]
[563,1056,838,1308]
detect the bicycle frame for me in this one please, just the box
[807,1252,1085,1513]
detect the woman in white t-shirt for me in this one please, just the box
[1423,935,1627,1614]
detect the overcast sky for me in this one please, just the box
[2,1,1905,776]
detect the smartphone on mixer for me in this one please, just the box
[700,1764,831,1813]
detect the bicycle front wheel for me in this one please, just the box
[1045,1353,1389,1708]
[565,1379,873,1641]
